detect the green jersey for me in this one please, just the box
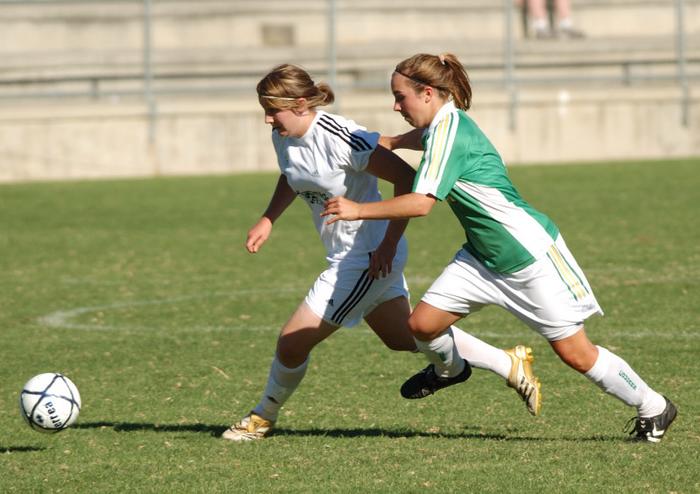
[413,102,559,274]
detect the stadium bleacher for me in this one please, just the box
[0,0,698,97]
[0,0,697,181]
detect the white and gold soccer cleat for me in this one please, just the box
[221,412,274,442]
[505,345,542,416]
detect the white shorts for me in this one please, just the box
[421,235,603,341]
[305,253,409,328]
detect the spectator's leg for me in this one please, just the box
[528,0,551,38]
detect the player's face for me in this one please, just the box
[391,72,433,128]
[264,107,308,137]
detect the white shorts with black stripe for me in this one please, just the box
[305,254,409,328]
[421,235,604,341]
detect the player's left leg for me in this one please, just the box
[255,301,340,417]
[222,302,339,442]
[518,235,676,441]
[551,327,676,442]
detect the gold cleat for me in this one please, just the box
[221,412,274,442]
[505,345,542,416]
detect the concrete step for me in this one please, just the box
[0,0,697,56]
[0,33,697,102]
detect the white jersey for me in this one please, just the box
[272,110,408,263]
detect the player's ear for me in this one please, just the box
[423,86,434,103]
[294,98,310,115]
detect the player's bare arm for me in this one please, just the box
[378,128,425,151]
[323,192,436,224]
[246,174,297,253]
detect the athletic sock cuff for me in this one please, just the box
[272,356,309,387]
[585,345,611,382]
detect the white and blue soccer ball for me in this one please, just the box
[19,373,81,433]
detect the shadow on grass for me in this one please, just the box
[74,421,226,436]
[72,421,622,442]
[0,446,45,453]
[275,427,623,442]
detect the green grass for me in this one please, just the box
[1,158,699,493]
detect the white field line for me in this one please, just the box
[37,287,302,333]
[37,287,699,338]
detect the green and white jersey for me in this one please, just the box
[414,101,559,273]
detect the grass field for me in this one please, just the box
[1,159,698,493]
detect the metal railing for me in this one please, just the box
[0,0,695,134]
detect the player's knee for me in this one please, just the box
[555,346,597,373]
[407,314,438,341]
[550,330,599,373]
[276,338,311,368]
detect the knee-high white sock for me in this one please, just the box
[451,326,511,379]
[585,346,666,417]
[252,357,308,422]
[414,328,465,378]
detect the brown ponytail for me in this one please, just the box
[394,53,472,110]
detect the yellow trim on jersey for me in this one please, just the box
[425,114,453,181]
[547,244,588,301]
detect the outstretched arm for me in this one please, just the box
[323,144,436,223]
[246,174,297,253]
[323,192,436,223]
[323,145,436,277]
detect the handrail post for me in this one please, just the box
[674,0,689,128]
[504,0,518,132]
[328,0,338,109]
[143,0,157,146]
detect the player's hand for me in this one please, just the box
[322,196,361,225]
[246,217,273,253]
[369,241,397,279]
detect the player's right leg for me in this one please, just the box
[403,250,543,414]
[366,296,541,414]
[222,302,339,442]
[363,295,416,352]
[399,301,473,397]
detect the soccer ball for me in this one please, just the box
[19,373,81,433]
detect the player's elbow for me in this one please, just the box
[378,135,394,150]
[412,195,436,217]
[411,206,430,217]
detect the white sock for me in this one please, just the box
[585,346,666,417]
[414,328,465,378]
[558,17,574,30]
[252,357,308,422]
[451,326,511,379]
[532,18,549,32]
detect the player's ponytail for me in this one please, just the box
[257,64,334,112]
[315,82,335,107]
[440,53,472,111]
[394,53,472,111]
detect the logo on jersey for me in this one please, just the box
[298,191,331,205]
